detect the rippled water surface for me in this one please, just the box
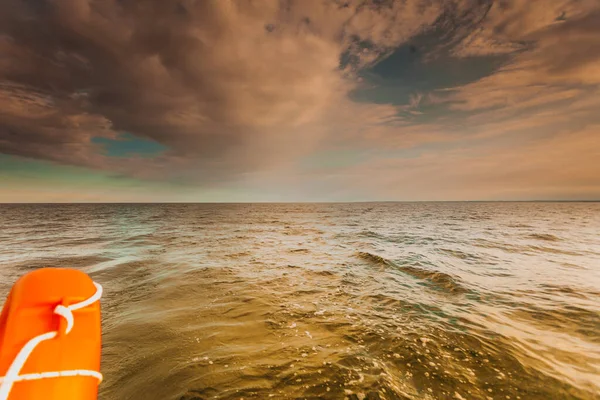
[1,203,599,400]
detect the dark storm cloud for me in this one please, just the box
[0,0,457,179]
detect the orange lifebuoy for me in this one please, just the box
[0,268,102,400]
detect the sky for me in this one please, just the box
[1,0,599,202]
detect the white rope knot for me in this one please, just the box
[0,282,103,400]
[54,305,74,335]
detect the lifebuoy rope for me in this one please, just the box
[0,282,103,400]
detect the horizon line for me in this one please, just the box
[1,200,599,205]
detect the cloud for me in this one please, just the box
[0,0,448,182]
[450,0,600,88]
[436,1,600,155]
[308,122,600,201]
[1,0,598,200]
[297,0,600,200]
[451,0,600,57]
[447,1,600,102]
[0,82,114,167]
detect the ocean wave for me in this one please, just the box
[507,301,600,343]
[358,230,389,240]
[539,283,600,300]
[357,251,391,265]
[528,245,582,256]
[357,252,468,295]
[14,255,111,272]
[528,233,561,242]
[438,248,480,261]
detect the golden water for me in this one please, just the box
[1,203,598,399]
